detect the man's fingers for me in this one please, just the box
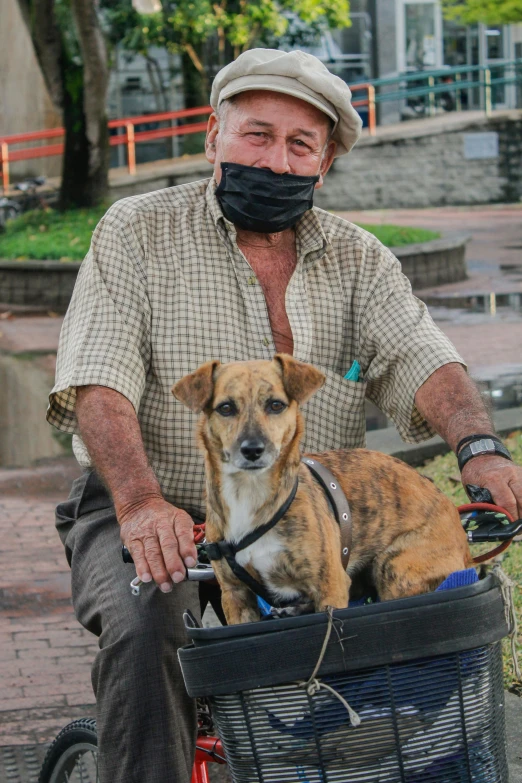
[142,534,172,592]
[173,510,198,566]
[507,476,522,520]
[485,481,518,521]
[124,540,152,584]
[157,524,186,583]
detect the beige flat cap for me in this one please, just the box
[210,48,363,157]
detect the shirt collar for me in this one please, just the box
[205,177,328,261]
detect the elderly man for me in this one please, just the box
[48,48,522,783]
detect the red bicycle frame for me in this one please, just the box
[191,736,226,783]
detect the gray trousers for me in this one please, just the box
[56,470,213,783]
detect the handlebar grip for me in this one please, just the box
[122,545,134,564]
[465,484,494,504]
[122,545,216,583]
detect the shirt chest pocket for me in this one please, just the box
[301,367,368,452]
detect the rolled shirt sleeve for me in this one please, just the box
[361,248,466,443]
[47,205,151,434]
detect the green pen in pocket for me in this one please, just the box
[344,360,361,382]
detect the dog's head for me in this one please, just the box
[172,355,325,472]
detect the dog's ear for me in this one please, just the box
[274,354,325,405]
[172,361,220,413]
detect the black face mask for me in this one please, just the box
[215,162,319,234]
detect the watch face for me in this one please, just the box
[470,439,495,455]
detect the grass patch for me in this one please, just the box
[356,223,440,247]
[0,206,440,261]
[418,430,522,691]
[0,205,107,261]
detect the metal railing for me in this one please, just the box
[0,85,376,193]
[0,106,213,193]
[369,58,522,118]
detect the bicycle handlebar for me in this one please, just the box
[122,546,216,595]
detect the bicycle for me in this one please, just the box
[0,176,58,231]
[37,497,521,783]
[0,194,21,232]
[37,712,226,783]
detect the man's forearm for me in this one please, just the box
[76,385,162,519]
[414,363,494,452]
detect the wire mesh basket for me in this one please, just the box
[179,575,510,783]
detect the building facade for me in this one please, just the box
[366,0,522,121]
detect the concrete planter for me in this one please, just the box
[391,233,469,289]
[0,259,81,311]
[0,233,469,311]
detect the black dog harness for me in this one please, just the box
[204,458,352,609]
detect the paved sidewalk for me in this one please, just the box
[339,203,522,376]
[0,489,96,749]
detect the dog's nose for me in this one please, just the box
[240,439,265,462]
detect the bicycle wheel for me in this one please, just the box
[38,718,98,783]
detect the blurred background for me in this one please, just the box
[1,0,522,201]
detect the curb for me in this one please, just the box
[367,406,522,466]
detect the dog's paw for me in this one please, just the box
[270,599,314,618]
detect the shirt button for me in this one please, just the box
[262,337,270,347]
[247,275,257,285]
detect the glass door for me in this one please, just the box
[404,2,438,70]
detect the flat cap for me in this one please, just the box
[210,48,363,157]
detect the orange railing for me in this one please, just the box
[0,85,376,193]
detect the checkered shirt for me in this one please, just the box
[47,178,464,517]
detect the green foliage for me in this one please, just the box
[0,208,439,261]
[102,0,351,86]
[0,206,107,261]
[355,224,440,247]
[441,0,522,25]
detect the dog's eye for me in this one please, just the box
[215,402,236,417]
[267,400,286,414]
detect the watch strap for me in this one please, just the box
[456,433,502,455]
[458,437,512,472]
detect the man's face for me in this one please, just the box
[205,90,337,189]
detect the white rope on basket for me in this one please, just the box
[492,563,522,682]
[297,606,361,728]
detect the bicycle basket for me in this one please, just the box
[178,574,510,783]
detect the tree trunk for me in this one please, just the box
[60,64,109,209]
[181,49,208,109]
[18,0,110,210]
[62,0,110,208]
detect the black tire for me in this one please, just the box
[39,718,98,783]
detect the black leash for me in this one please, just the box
[205,479,299,608]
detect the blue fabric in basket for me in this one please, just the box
[266,568,480,742]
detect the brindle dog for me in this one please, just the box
[173,354,473,625]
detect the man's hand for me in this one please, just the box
[119,497,198,592]
[414,364,522,518]
[461,455,522,520]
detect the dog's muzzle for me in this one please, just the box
[230,437,276,470]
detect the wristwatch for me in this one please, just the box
[457,436,512,473]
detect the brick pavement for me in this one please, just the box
[0,493,96,748]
